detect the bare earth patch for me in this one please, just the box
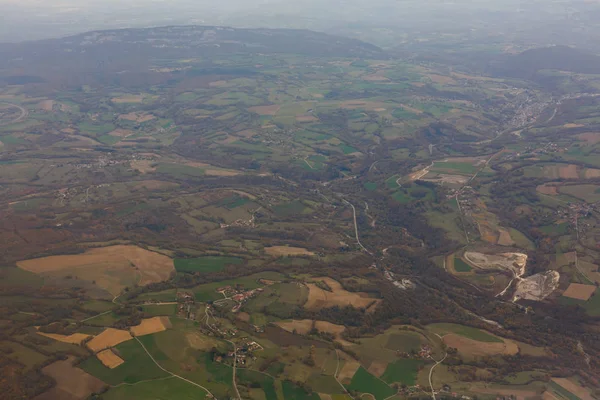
[552,378,594,400]
[559,164,579,179]
[131,160,157,173]
[87,328,133,353]
[205,169,240,177]
[442,334,518,357]
[497,229,515,246]
[96,349,125,369]
[37,332,91,345]
[17,245,175,296]
[563,123,585,128]
[367,360,389,377]
[35,356,105,400]
[563,283,596,300]
[305,277,380,312]
[38,100,54,111]
[296,115,318,122]
[537,184,559,195]
[265,246,315,257]
[130,316,171,337]
[112,95,146,103]
[337,352,361,384]
[248,105,280,115]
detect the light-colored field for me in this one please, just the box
[337,352,361,384]
[563,283,596,300]
[427,74,456,85]
[563,123,585,128]
[112,95,147,103]
[558,164,579,179]
[205,169,240,176]
[96,349,125,369]
[18,245,175,296]
[552,378,594,400]
[130,316,171,337]
[537,184,559,195]
[265,246,315,257]
[497,229,515,246]
[186,331,221,351]
[87,328,133,353]
[248,104,280,115]
[318,394,333,400]
[38,100,54,111]
[305,277,380,312]
[37,332,91,345]
[118,112,155,123]
[109,128,134,138]
[442,334,518,357]
[275,319,349,345]
[296,115,318,122]
[584,168,600,178]
[36,356,105,400]
[577,132,600,144]
[367,360,388,377]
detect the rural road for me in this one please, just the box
[428,352,447,400]
[0,102,28,126]
[135,336,216,399]
[342,199,373,255]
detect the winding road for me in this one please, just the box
[0,103,28,126]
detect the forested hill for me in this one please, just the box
[488,45,600,78]
[0,25,385,76]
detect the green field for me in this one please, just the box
[345,367,395,400]
[80,339,169,385]
[238,369,278,400]
[103,377,208,400]
[174,256,243,273]
[431,161,478,175]
[142,303,178,316]
[282,380,321,400]
[454,257,473,272]
[381,359,424,386]
[427,323,503,343]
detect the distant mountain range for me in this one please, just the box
[0,25,385,77]
[487,45,600,78]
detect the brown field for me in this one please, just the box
[17,245,175,296]
[497,229,515,246]
[276,319,314,335]
[559,164,579,179]
[305,277,380,312]
[577,132,600,144]
[35,356,105,400]
[337,352,361,384]
[363,73,390,82]
[318,394,333,400]
[296,115,318,122]
[87,328,133,353]
[38,100,54,111]
[209,80,228,87]
[552,378,594,400]
[236,312,251,322]
[112,95,146,103]
[108,128,134,138]
[236,129,256,138]
[442,334,518,358]
[563,123,585,128]
[248,104,280,115]
[118,112,155,123]
[584,168,600,178]
[131,160,157,173]
[427,74,456,85]
[37,332,91,345]
[537,184,559,195]
[563,283,597,300]
[367,360,388,377]
[130,316,171,337]
[265,246,314,257]
[96,349,125,369]
[205,169,240,177]
[339,100,387,111]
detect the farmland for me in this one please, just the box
[2,23,600,400]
